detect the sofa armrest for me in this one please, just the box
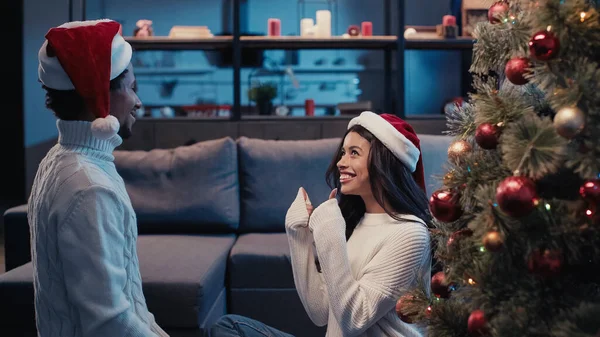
[3,204,31,271]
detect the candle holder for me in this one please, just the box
[297,0,338,36]
[437,15,458,38]
[436,24,458,38]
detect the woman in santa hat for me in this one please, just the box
[210,111,432,337]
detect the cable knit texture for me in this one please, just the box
[286,188,431,337]
[27,119,169,337]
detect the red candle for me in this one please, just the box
[268,18,281,36]
[442,15,456,26]
[361,21,373,36]
[305,99,315,116]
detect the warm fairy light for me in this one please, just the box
[580,12,587,22]
[546,25,552,31]
[468,278,476,285]
[586,209,593,216]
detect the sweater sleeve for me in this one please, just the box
[309,199,430,336]
[284,187,329,326]
[57,186,160,337]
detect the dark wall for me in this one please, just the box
[0,0,25,205]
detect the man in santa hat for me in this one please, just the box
[29,19,168,337]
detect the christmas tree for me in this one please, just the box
[395,1,600,336]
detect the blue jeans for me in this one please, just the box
[208,314,295,337]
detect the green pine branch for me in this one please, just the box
[525,0,600,63]
[500,113,569,179]
[444,102,477,139]
[470,15,532,75]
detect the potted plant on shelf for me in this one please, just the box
[248,82,277,115]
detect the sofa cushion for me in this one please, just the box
[114,137,240,233]
[137,234,235,328]
[228,233,327,337]
[0,262,35,328]
[0,234,236,330]
[228,233,294,289]
[237,137,340,232]
[418,134,454,195]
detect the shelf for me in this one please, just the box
[125,36,232,50]
[240,36,397,50]
[134,68,217,75]
[126,35,475,51]
[405,32,475,50]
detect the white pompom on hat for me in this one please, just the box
[38,19,132,140]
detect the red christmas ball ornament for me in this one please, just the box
[529,30,560,61]
[505,57,531,85]
[395,294,417,323]
[488,1,509,23]
[447,228,474,248]
[468,309,489,336]
[580,179,600,204]
[431,271,450,298]
[475,123,500,149]
[527,248,563,278]
[496,176,539,217]
[430,189,463,223]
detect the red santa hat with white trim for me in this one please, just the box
[348,111,426,192]
[38,19,132,140]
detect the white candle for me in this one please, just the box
[316,10,331,37]
[301,18,314,36]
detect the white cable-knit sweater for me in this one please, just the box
[27,119,168,337]
[285,188,431,337]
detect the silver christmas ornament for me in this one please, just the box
[553,106,585,139]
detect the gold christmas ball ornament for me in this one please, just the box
[553,106,586,139]
[448,140,472,161]
[443,170,456,185]
[483,231,504,252]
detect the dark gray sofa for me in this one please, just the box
[0,135,452,337]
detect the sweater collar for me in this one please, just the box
[56,119,122,160]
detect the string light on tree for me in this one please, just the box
[443,169,456,186]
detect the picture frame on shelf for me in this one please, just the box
[461,0,489,36]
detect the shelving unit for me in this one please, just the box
[79,0,475,121]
